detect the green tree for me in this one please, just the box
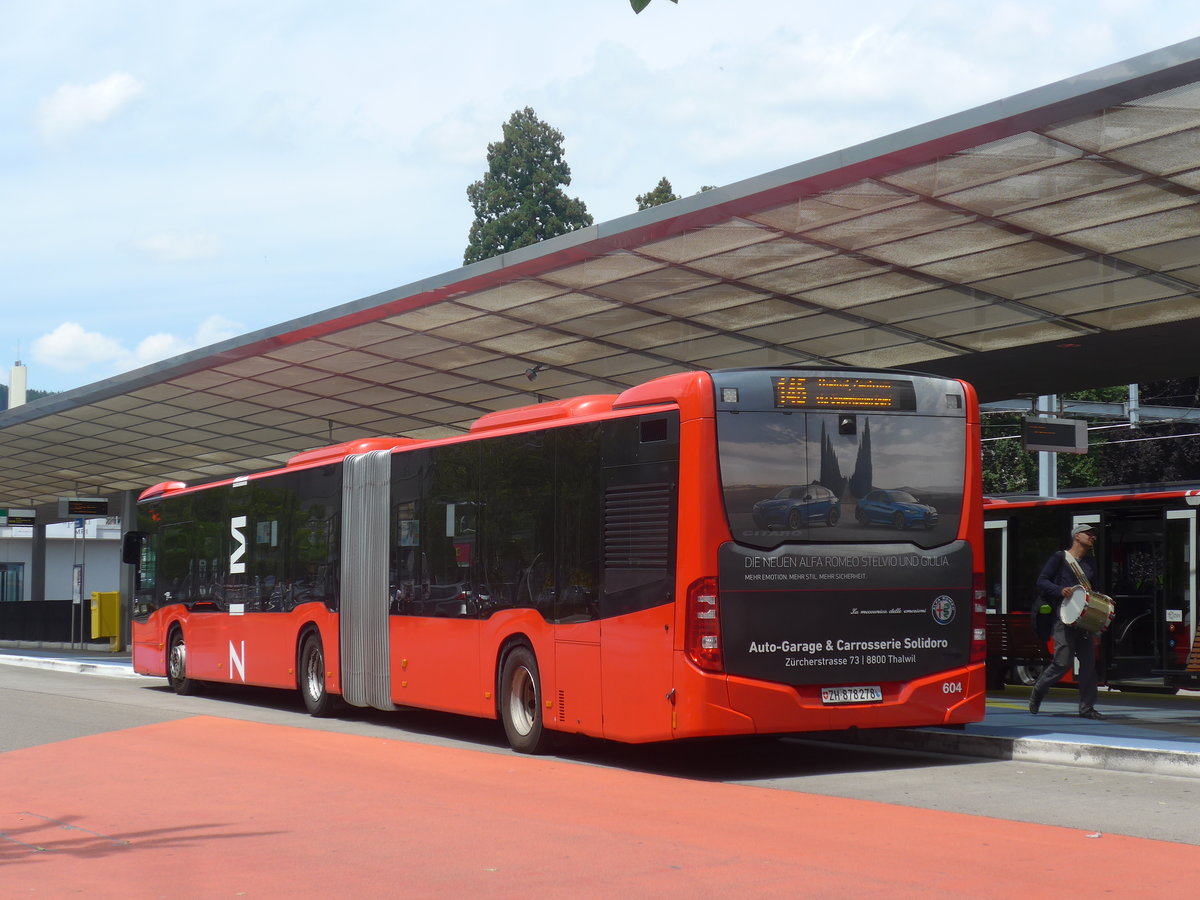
[981,417,1037,494]
[464,107,593,265]
[1098,378,1200,484]
[631,0,678,12]
[981,385,1160,494]
[0,385,55,408]
[636,177,680,210]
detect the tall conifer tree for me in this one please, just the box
[464,108,593,264]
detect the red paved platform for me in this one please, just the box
[3,716,1198,897]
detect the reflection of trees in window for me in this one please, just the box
[150,469,342,614]
[192,491,223,601]
[849,419,873,500]
[158,494,194,603]
[247,480,287,611]
[388,445,482,618]
[428,444,480,615]
[388,424,605,623]
[556,424,601,623]
[818,421,846,497]
[480,433,554,616]
[288,467,340,609]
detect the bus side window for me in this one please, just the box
[556,423,602,623]
[480,432,554,619]
[390,449,430,616]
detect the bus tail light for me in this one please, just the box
[685,576,723,672]
[969,574,988,665]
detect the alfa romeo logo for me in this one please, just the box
[931,595,956,625]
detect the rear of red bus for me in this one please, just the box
[654,368,986,738]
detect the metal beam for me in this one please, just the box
[982,401,1200,423]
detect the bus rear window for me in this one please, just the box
[717,410,964,550]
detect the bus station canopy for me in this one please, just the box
[6,37,1200,516]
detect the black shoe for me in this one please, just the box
[1028,695,1041,715]
[1079,709,1106,720]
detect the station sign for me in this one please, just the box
[58,497,110,518]
[1022,417,1088,454]
[0,508,36,526]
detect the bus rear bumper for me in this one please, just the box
[674,662,987,738]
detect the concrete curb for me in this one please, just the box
[812,726,1200,779]
[0,655,143,679]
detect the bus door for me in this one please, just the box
[1100,508,1177,683]
[389,443,483,717]
[983,519,1008,614]
[1163,508,1197,675]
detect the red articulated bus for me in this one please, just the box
[123,367,987,752]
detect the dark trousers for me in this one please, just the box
[1031,619,1098,713]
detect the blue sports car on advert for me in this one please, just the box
[855,489,938,529]
[751,483,840,530]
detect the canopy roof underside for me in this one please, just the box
[7,38,1200,513]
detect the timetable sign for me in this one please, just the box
[58,497,109,517]
[0,508,36,526]
[1022,417,1087,454]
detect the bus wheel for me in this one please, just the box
[1013,664,1043,686]
[499,645,551,754]
[166,629,199,696]
[299,633,337,717]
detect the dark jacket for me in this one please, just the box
[1031,550,1096,640]
[1036,550,1097,615]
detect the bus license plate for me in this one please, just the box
[821,686,882,705]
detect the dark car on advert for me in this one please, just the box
[855,489,938,530]
[751,483,841,530]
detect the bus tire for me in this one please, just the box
[166,628,199,696]
[1013,663,1043,686]
[499,644,551,754]
[299,633,337,717]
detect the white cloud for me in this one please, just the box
[38,72,145,146]
[31,315,246,378]
[131,332,190,365]
[133,232,223,262]
[31,322,125,372]
[193,315,244,348]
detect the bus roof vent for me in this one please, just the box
[139,481,188,501]
[470,395,618,434]
[287,437,422,468]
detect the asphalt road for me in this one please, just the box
[3,665,1199,896]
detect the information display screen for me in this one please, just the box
[59,497,109,517]
[0,508,35,526]
[772,376,917,411]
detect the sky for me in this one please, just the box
[5,0,1200,394]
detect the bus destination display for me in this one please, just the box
[772,376,917,411]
